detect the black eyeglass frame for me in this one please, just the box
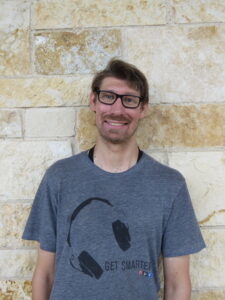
[95,90,145,109]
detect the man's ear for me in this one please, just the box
[89,92,96,112]
[140,102,148,119]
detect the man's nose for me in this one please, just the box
[110,97,125,112]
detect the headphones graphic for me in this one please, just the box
[67,197,131,279]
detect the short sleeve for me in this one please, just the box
[22,168,58,252]
[162,181,206,257]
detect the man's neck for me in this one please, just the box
[93,139,139,173]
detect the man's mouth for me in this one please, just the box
[107,121,127,126]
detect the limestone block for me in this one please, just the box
[0,0,30,75]
[190,229,225,288]
[33,0,166,28]
[0,77,90,108]
[0,203,37,248]
[0,280,31,300]
[34,30,122,75]
[139,104,225,148]
[127,26,225,103]
[191,290,225,300]
[25,108,76,137]
[171,0,225,23]
[168,152,225,225]
[0,141,72,199]
[0,250,36,277]
[0,110,22,137]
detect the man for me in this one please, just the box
[23,59,205,300]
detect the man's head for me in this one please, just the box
[91,59,149,104]
[89,59,149,145]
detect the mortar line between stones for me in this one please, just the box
[192,286,225,292]
[1,102,225,108]
[0,276,32,281]
[30,21,225,33]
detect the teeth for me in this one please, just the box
[109,122,124,126]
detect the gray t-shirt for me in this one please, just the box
[22,151,205,300]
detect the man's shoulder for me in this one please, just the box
[46,151,87,178]
[142,152,185,183]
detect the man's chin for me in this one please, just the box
[99,133,133,145]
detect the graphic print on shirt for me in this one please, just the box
[67,197,132,279]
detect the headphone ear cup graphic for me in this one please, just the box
[68,198,131,279]
[112,220,131,251]
[78,251,103,280]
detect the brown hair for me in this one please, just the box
[91,58,149,104]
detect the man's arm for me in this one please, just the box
[32,247,55,300]
[163,255,191,300]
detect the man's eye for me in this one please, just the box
[124,97,136,103]
[102,93,114,100]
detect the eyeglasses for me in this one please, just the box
[96,90,144,109]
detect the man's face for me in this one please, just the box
[89,77,148,145]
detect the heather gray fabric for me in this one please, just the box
[22,151,205,300]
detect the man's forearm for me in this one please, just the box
[163,283,191,300]
[32,271,53,300]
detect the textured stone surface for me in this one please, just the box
[0,280,32,300]
[171,0,225,23]
[25,108,76,137]
[0,250,36,277]
[127,25,225,103]
[191,290,225,300]
[33,0,166,28]
[0,0,30,75]
[0,141,72,199]
[190,229,225,288]
[0,203,35,248]
[76,108,96,151]
[0,77,90,108]
[143,104,225,148]
[168,152,225,226]
[34,30,122,75]
[0,110,22,137]
[77,104,225,150]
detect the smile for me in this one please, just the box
[105,120,128,127]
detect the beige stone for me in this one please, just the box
[34,30,122,74]
[190,229,225,288]
[0,0,30,31]
[0,203,36,248]
[0,280,32,300]
[0,77,90,108]
[0,141,72,199]
[140,104,225,148]
[191,290,225,300]
[76,108,97,151]
[0,29,30,76]
[25,108,76,137]
[33,0,166,28]
[0,250,36,277]
[0,0,30,75]
[0,110,22,137]
[127,26,225,103]
[171,0,225,23]
[168,152,225,226]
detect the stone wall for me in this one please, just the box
[0,0,225,299]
